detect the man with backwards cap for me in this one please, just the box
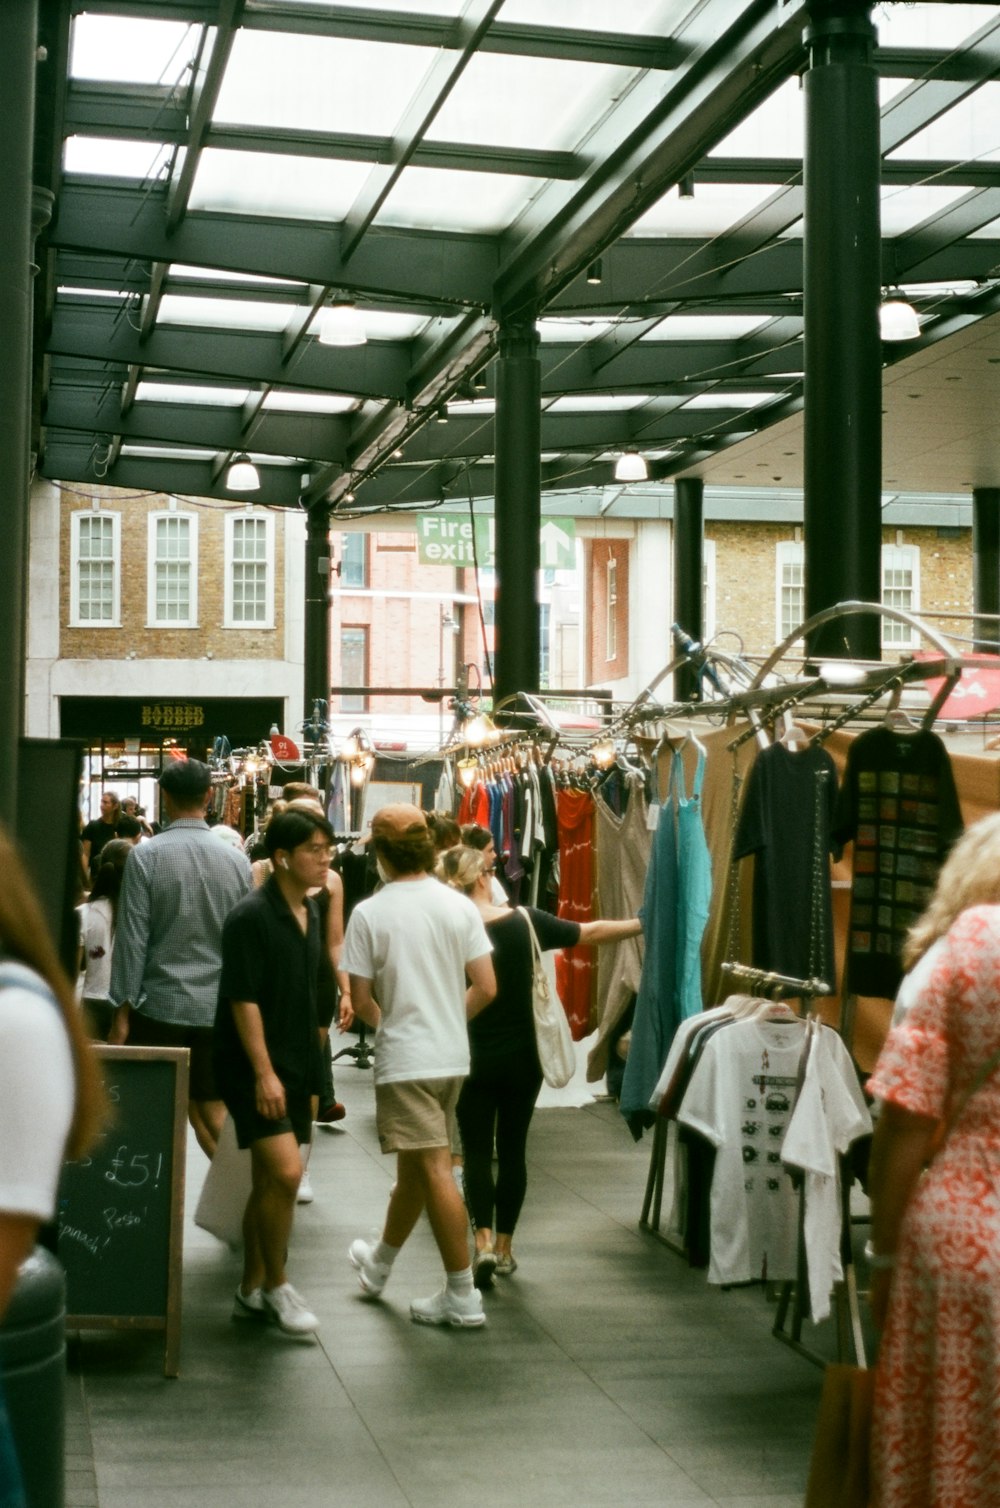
[342,804,496,1327]
[109,758,252,1158]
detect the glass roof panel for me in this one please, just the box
[501,0,676,28]
[267,0,462,12]
[69,15,198,85]
[188,149,371,220]
[873,3,993,48]
[170,265,304,289]
[64,136,171,180]
[879,184,971,235]
[680,391,781,409]
[263,392,361,414]
[445,399,496,417]
[135,383,251,407]
[886,83,1000,161]
[156,296,298,332]
[538,318,618,343]
[213,30,431,135]
[709,78,803,159]
[628,183,780,237]
[426,52,630,153]
[642,315,771,340]
[378,165,541,233]
[546,395,652,413]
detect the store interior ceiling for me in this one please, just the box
[32,1,1000,522]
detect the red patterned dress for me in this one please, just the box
[867,904,1000,1508]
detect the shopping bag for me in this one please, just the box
[518,907,575,1088]
[193,1114,251,1249]
[804,1362,874,1508]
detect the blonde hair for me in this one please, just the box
[903,812,1000,968]
[436,844,488,894]
[0,826,106,1158]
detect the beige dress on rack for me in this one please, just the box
[587,771,651,1081]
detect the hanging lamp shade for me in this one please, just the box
[318,301,367,347]
[879,295,920,342]
[226,452,260,491]
[614,450,648,482]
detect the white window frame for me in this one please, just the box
[146,509,199,628]
[702,538,717,644]
[881,543,921,648]
[70,509,121,627]
[606,555,617,661]
[224,510,275,628]
[775,539,805,645]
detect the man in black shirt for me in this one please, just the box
[215,807,334,1337]
[81,789,121,886]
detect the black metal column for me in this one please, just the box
[673,478,704,701]
[0,0,38,828]
[304,506,331,728]
[973,487,1000,652]
[802,1,882,662]
[493,313,541,705]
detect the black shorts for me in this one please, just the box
[222,1085,314,1151]
[126,1013,218,1101]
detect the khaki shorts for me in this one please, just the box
[375,1076,464,1154]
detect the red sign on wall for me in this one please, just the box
[916,653,1000,720]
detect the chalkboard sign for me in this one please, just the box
[58,1046,189,1376]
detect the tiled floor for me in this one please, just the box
[64,1067,834,1508]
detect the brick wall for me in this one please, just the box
[706,521,972,659]
[60,485,285,659]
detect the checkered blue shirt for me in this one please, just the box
[109,820,252,1027]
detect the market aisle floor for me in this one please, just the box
[64,1067,830,1508]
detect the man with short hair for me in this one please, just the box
[343,804,496,1327]
[81,790,121,885]
[109,759,252,1157]
[215,806,334,1337]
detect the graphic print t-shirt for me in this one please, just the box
[832,727,962,999]
[677,1018,806,1286]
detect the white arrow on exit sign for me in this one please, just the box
[539,519,575,568]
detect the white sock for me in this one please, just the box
[373,1239,399,1268]
[446,1267,474,1297]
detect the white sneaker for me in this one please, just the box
[410,1287,486,1328]
[232,1285,266,1321]
[349,1238,391,1298]
[296,1170,314,1204]
[261,1282,319,1335]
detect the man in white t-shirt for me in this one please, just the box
[342,804,495,1327]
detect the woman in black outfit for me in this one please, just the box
[438,846,641,1286]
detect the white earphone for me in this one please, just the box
[279,857,289,870]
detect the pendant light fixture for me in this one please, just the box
[879,290,920,342]
[614,450,648,482]
[318,298,367,347]
[225,452,260,491]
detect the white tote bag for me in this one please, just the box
[518,907,575,1089]
[194,1114,251,1249]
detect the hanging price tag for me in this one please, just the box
[646,802,661,831]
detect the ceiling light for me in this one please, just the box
[318,300,367,347]
[586,259,603,286]
[678,173,695,199]
[879,292,920,342]
[472,368,488,393]
[436,405,448,423]
[225,452,260,491]
[614,451,648,482]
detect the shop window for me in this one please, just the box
[340,532,368,588]
[70,510,120,626]
[882,544,920,647]
[148,511,198,627]
[340,626,368,712]
[225,512,274,628]
[539,602,550,689]
[775,540,805,644]
[606,557,618,660]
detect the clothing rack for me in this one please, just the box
[719,962,832,1001]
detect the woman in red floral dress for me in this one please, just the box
[867,816,1000,1508]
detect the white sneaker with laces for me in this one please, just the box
[349,1238,391,1297]
[410,1287,486,1328]
[296,1170,314,1204]
[261,1282,319,1335]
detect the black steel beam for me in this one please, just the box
[879,9,1000,156]
[165,0,243,232]
[37,437,306,506]
[49,180,499,306]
